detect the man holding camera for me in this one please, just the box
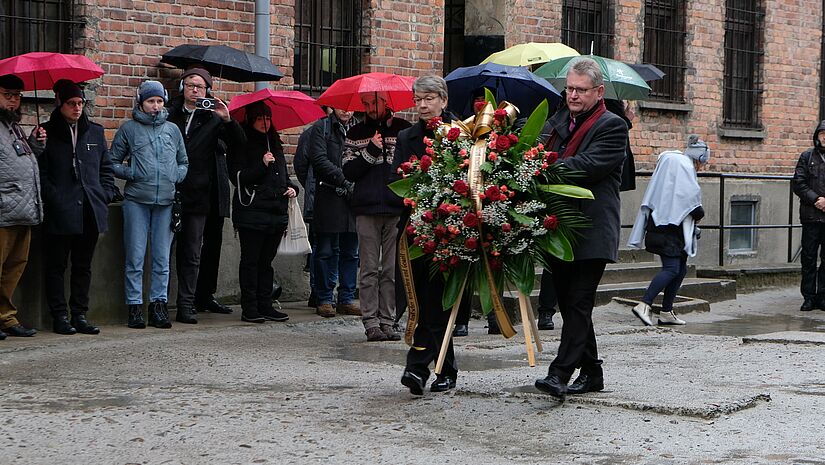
[167,67,245,324]
[0,74,44,339]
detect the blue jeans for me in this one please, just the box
[122,200,174,305]
[642,254,688,312]
[314,232,359,305]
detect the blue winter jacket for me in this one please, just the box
[110,107,188,206]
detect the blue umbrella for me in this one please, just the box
[445,63,561,119]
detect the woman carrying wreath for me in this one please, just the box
[393,75,460,395]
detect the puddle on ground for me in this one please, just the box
[679,314,825,338]
[332,346,525,371]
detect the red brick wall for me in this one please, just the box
[504,1,561,46]
[361,0,444,75]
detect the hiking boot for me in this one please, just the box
[365,326,388,342]
[657,310,686,325]
[632,302,654,326]
[127,304,146,329]
[380,324,401,341]
[338,303,361,316]
[53,315,77,335]
[148,301,172,329]
[316,303,336,318]
[260,307,289,322]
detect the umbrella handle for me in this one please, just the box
[33,74,41,125]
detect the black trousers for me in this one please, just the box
[455,293,471,326]
[195,213,226,304]
[405,261,458,381]
[175,212,207,308]
[800,222,825,300]
[44,206,99,317]
[538,269,559,315]
[547,258,607,382]
[238,227,284,314]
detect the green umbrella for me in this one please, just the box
[534,55,651,101]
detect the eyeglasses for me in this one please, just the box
[564,86,598,95]
[413,95,441,105]
[1,91,23,100]
[183,83,207,91]
[65,100,85,108]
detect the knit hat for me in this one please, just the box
[181,66,213,89]
[0,74,24,90]
[245,101,271,124]
[137,80,168,105]
[53,79,84,106]
[684,134,710,164]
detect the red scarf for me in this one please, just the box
[550,100,607,159]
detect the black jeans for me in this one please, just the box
[800,222,825,300]
[538,269,558,315]
[44,207,99,317]
[195,214,226,304]
[547,258,607,383]
[238,227,284,314]
[175,212,208,308]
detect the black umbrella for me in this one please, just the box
[160,44,283,82]
[628,63,665,82]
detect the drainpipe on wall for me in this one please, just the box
[254,0,270,91]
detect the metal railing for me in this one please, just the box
[626,171,800,267]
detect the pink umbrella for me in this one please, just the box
[315,72,416,112]
[0,52,105,122]
[228,89,325,131]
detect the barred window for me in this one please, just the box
[294,0,364,95]
[722,0,764,129]
[820,0,825,122]
[0,0,80,58]
[443,0,465,74]
[643,0,686,102]
[561,0,614,58]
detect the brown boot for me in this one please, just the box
[338,303,361,316]
[365,326,389,342]
[380,324,401,341]
[316,303,336,318]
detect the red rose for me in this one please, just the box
[452,179,469,196]
[494,108,508,121]
[406,225,416,236]
[423,137,433,147]
[464,237,478,249]
[447,127,461,142]
[495,135,511,152]
[426,116,442,131]
[425,147,435,156]
[508,134,519,144]
[448,256,460,267]
[436,203,452,218]
[420,155,433,172]
[399,161,413,174]
[422,210,434,223]
[489,257,503,271]
[434,224,447,238]
[462,212,479,228]
[543,215,559,230]
[474,101,486,112]
[502,223,512,233]
[422,240,437,254]
[545,151,559,163]
[488,153,498,162]
[484,185,500,201]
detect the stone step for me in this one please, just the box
[532,262,697,287]
[618,248,656,264]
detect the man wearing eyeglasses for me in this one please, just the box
[0,73,45,339]
[167,66,245,324]
[38,79,115,335]
[533,58,628,401]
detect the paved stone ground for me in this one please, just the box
[2,286,825,465]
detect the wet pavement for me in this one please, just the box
[2,286,825,464]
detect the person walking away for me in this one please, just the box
[110,80,188,329]
[39,79,115,335]
[627,136,709,326]
[167,67,245,323]
[792,120,825,311]
[0,73,44,339]
[228,102,298,323]
[533,59,628,401]
[343,92,411,341]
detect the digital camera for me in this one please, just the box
[195,97,218,111]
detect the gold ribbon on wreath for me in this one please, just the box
[399,227,420,346]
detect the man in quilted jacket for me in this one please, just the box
[0,73,44,339]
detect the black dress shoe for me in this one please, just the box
[199,298,233,314]
[4,324,37,337]
[535,373,567,401]
[260,307,289,322]
[71,315,100,335]
[175,306,198,324]
[401,371,425,396]
[452,324,469,337]
[567,373,604,395]
[487,318,501,335]
[430,375,457,392]
[801,298,815,312]
[537,312,555,330]
[53,315,77,335]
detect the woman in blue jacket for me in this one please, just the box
[111,81,188,329]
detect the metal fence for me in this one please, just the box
[561,0,614,57]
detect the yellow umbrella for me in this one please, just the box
[481,42,580,67]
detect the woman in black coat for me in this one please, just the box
[229,102,298,324]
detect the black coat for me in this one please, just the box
[793,121,825,223]
[307,115,357,234]
[167,95,245,216]
[229,126,299,233]
[545,104,628,262]
[39,110,115,235]
[644,206,705,257]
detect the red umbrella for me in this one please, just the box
[0,52,104,122]
[316,72,416,112]
[228,89,325,131]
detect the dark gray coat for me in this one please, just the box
[546,104,628,262]
[793,121,825,223]
[307,115,356,233]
